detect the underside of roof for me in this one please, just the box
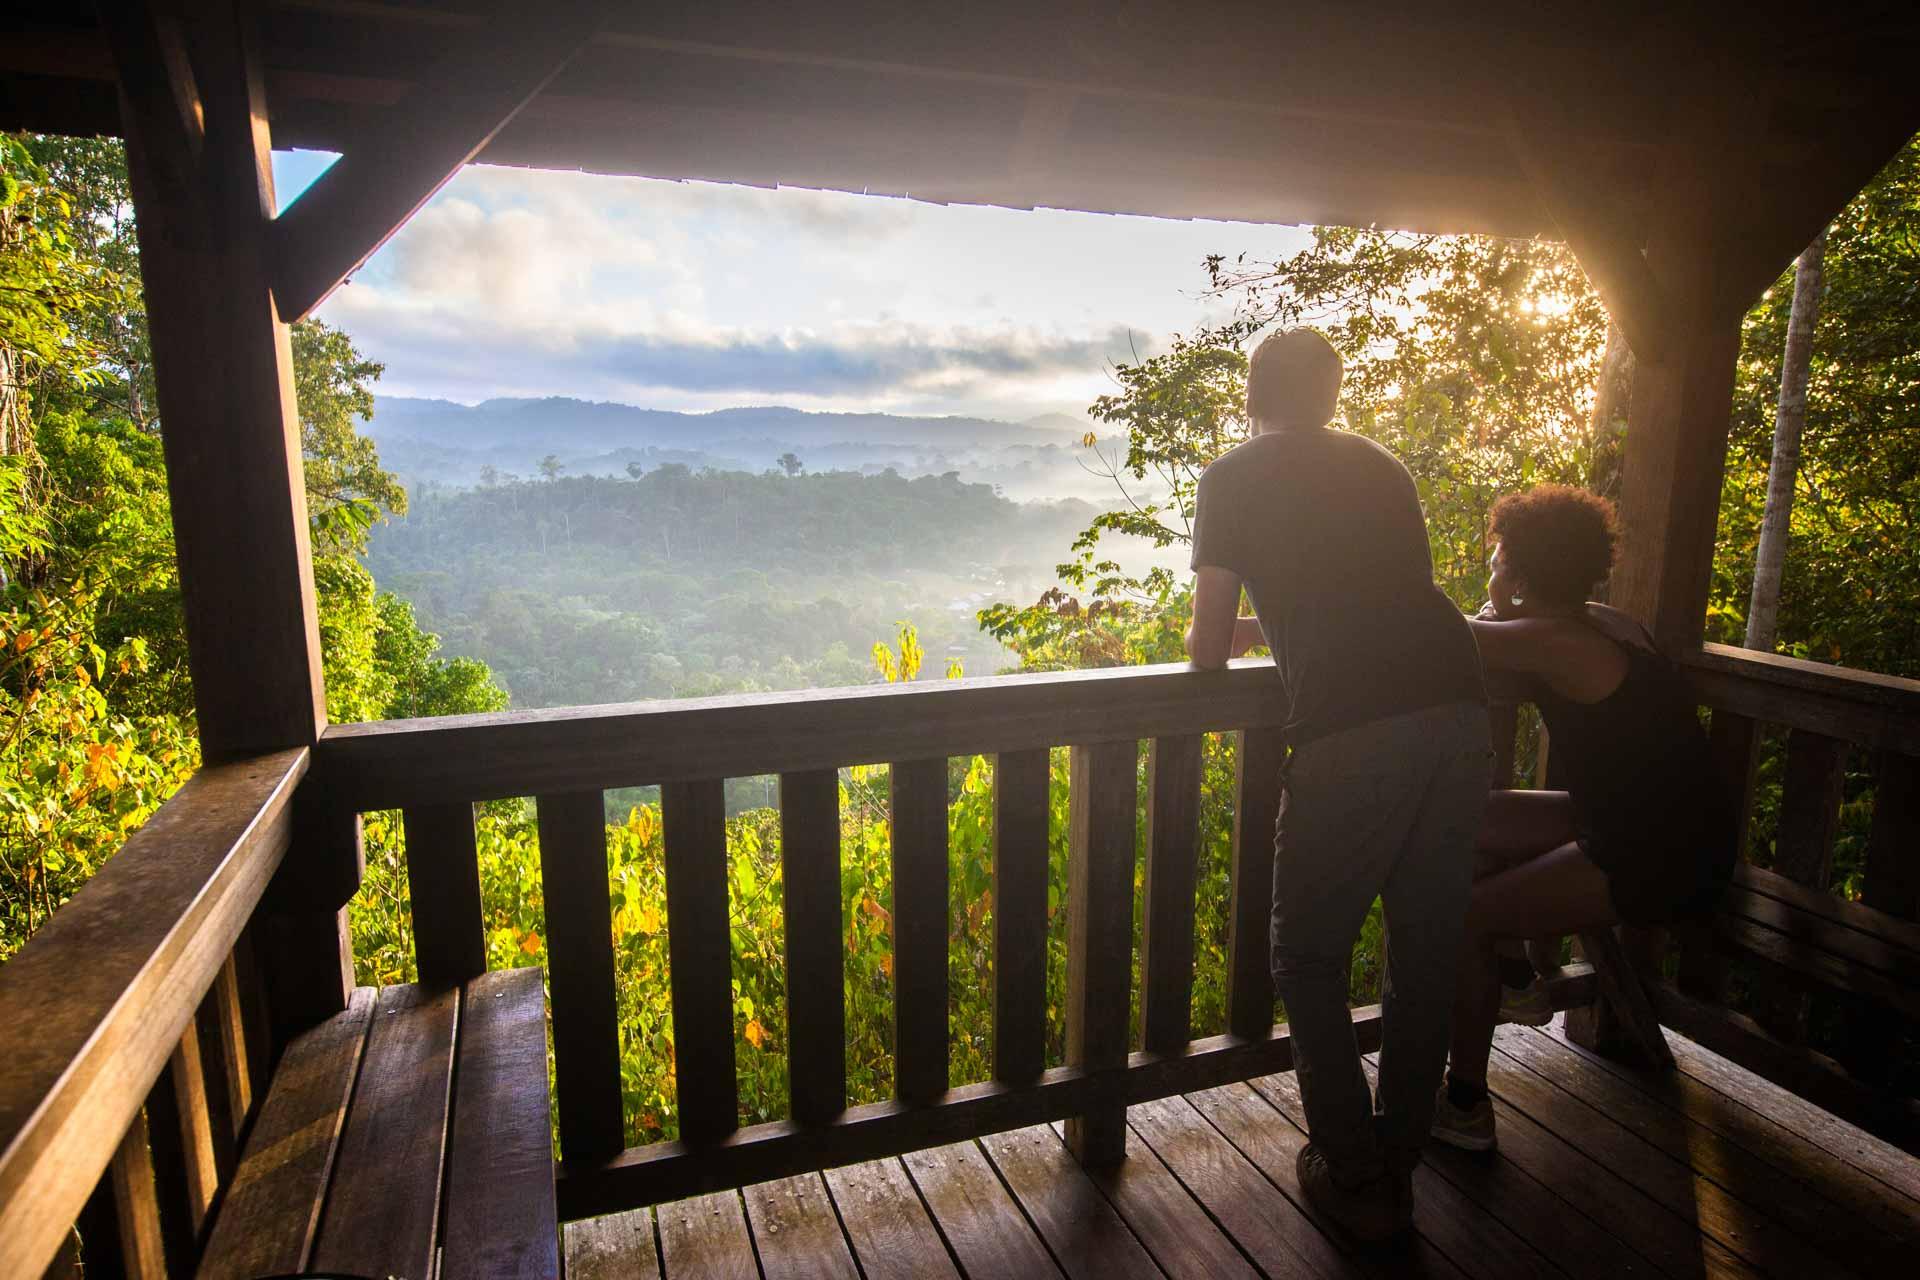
[3,1,1919,238]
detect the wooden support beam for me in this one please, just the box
[270,0,615,322]
[95,0,202,205]
[1605,72,1754,653]
[1505,112,1669,360]
[116,1,326,761]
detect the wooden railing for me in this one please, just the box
[5,645,1916,1272]
[1661,644,1920,1131]
[0,750,305,1278]
[312,659,1591,1217]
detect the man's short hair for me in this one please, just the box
[1247,329,1342,431]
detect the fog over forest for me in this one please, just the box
[363,398,1174,710]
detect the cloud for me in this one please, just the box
[326,282,1143,404]
[314,159,1247,414]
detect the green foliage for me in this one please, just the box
[364,467,1087,704]
[1,133,503,960]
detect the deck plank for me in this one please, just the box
[443,968,561,1279]
[744,1173,859,1279]
[1047,1119,1259,1280]
[1483,1048,1853,1279]
[1447,1081,1762,1280]
[1495,1025,1914,1275]
[566,1208,663,1279]
[1532,1021,1920,1233]
[1352,1058,1664,1280]
[1124,1094,1339,1280]
[658,1190,760,1279]
[902,1140,1062,1278]
[1607,1017,1920,1204]
[822,1157,959,1280]
[1228,1074,1559,1280]
[979,1124,1162,1279]
[196,988,375,1278]
[1182,1082,1462,1279]
[309,983,460,1280]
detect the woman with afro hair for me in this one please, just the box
[1431,484,1735,1153]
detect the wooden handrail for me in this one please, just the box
[0,748,307,1278]
[316,658,1291,809]
[1683,643,1920,755]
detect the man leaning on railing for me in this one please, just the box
[1185,328,1490,1244]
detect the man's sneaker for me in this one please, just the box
[1295,1143,1412,1243]
[1430,1087,1497,1152]
[1498,979,1553,1027]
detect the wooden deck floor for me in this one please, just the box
[563,1018,1920,1279]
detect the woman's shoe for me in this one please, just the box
[1430,1087,1497,1151]
[1498,979,1553,1026]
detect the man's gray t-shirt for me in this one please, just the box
[1190,429,1484,743]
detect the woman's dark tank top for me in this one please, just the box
[1534,619,1714,833]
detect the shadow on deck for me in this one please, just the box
[568,1017,1920,1280]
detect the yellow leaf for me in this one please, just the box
[520,930,543,955]
[636,904,662,934]
[743,1018,768,1049]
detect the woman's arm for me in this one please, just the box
[1467,616,1567,676]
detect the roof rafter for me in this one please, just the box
[268,0,620,324]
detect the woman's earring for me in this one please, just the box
[1509,593,1525,608]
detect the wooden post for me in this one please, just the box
[118,1,326,762]
[1561,84,1750,1056]
[1064,740,1137,1165]
[112,0,360,1039]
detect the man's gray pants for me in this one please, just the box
[1269,701,1491,1185]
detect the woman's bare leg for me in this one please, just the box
[1473,791,1580,981]
[1448,842,1617,1089]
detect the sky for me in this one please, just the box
[271,150,1313,424]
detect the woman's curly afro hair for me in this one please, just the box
[1489,484,1618,607]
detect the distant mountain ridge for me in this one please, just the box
[364,396,1117,502]
[372,396,1088,452]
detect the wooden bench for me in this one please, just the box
[1651,862,1920,1140]
[198,967,558,1279]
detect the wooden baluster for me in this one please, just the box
[992,749,1051,1085]
[1863,751,1920,923]
[1753,729,1847,1042]
[1064,739,1138,1164]
[108,1111,168,1280]
[1226,728,1286,1041]
[660,780,739,1143]
[780,769,846,1125]
[189,993,239,1184]
[537,790,627,1156]
[1842,750,1920,1081]
[228,930,274,1120]
[1140,735,1203,1055]
[890,757,950,1106]
[1708,707,1762,860]
[1676,707,1763,1001]
[142,1025,218,1265]
[403,802,487,985]
[206,956,253,1153]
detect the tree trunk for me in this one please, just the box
[1586,318,1635,501]
[1745,230,1827,652]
